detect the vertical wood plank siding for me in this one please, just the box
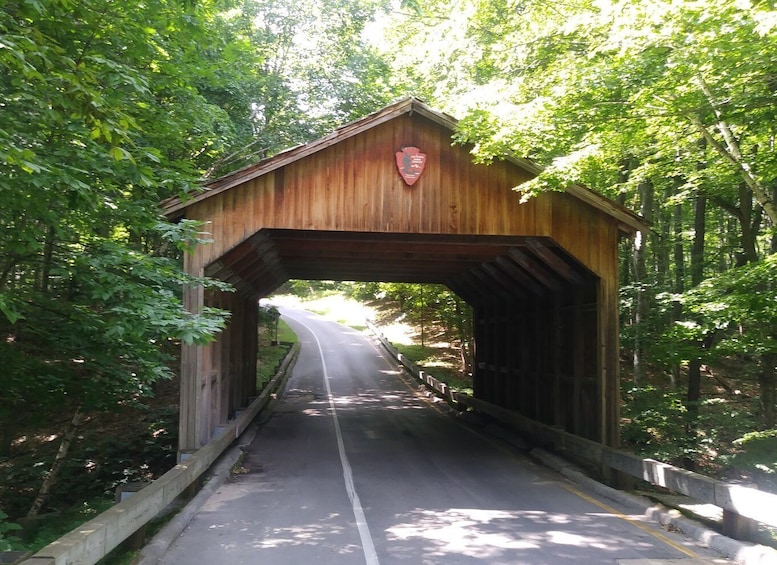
[184,116,556,263]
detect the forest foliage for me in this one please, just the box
[369,0,777,482]
[2,0,777,534]
[0,0,397,522]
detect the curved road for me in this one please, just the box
[159,307,729,564]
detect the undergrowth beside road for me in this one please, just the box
[387,343,473,394]
[0,306,299,556]
[257,318,297,388]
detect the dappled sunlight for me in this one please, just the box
[249,513,355,552]
[283,385,427,419]
[301,407,328,417]
[379,321,415,346]
[386,508,539,559]
[194,512,362,556]
[268,294,375,329]
[329,391,426,412]
[384,507,657,561]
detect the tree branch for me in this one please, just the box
[688,112,777,225]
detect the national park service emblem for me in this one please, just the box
[395,146,427,186]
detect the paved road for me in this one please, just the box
[159,307,729,564]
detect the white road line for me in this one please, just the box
[290,315,380,565]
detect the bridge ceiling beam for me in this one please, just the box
[493,256,545,297]
[507,247,564,293]
[524,237,587,285]
[202,229,596,306]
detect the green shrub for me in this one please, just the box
[621,385,690,464]
[0,509,21,551]
[728,429,777,490]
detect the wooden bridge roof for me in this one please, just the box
[162,98,647,303]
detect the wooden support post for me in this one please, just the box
[179,253,205,455]
[230,300,243,413]
[598,251,620,447]
[506,305,519,410]
[211,293,224,436]
[552,298,563,428]
[572,289,584,438]
[533,299,543,422]
[219,292,232,422]
[517,303,528,416]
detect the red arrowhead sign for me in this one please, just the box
[395,146,427,186]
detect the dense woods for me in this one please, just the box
[1,0,776,544]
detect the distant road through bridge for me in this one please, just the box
[157,308,728,565]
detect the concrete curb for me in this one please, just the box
[530,448,777,565]
[135,425,259,565]
[136,346,298,565]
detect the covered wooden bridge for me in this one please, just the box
[162,97,646,454]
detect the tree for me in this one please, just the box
[669,254,777,429]
[0,0,248,513]
[352,282,474,372]
[1,0,402,515]
[371,0,777,470]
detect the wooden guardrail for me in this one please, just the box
[19,343,299,565]
[368,321,777,541]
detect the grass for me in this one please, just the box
[256,319,297,388]
[269,294,374,331]
[9,496,114,554]
[388,343,473,394]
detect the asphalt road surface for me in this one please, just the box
[158,306,730,565]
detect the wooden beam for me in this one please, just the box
[494,256,545,296]
[458,271,505,304]
[179,255,205,453]
[525,237,586,285]
[446,275,485,305]
[469,267,518,304]
[507,247,563,292]
[480,261,528,300]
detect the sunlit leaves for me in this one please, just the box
[426,0,777,225]
[675,253,777,357]
[0,0,253,422]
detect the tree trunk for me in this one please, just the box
[632,179,654,386]
[760,354,776,429]
[38,224,56,293]
[670,180,685,390]
[772,183,777,253]
[657,183,672,288]
[684,190,707,471]
[691,193,707,287]
[27,406,85,517]
[735,183,760,265]
[454,297,473,373]
[692,76,777,225]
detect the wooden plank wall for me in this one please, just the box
[472,285,602,442]
[179,278,258,452]
[185,116,542,265]
[178,112,624,449]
